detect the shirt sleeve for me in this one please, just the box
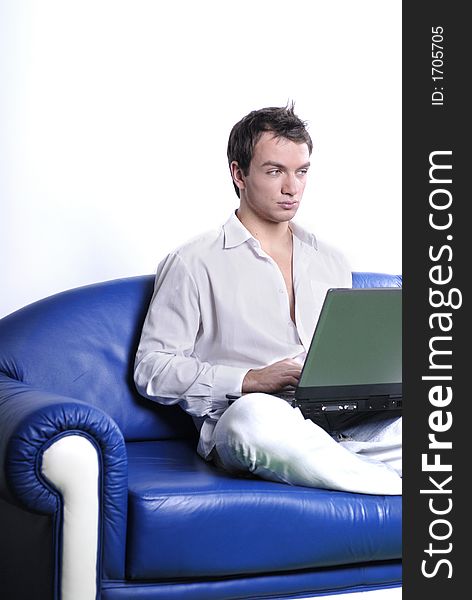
[134,253,249,418]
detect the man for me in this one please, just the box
[134,104,402,495]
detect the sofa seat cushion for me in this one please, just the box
[126,440,401,580]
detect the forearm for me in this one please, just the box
[134,351,248,417]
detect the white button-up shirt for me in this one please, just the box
[134,212,352,458]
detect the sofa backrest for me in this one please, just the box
[0,273,401,442]
[0,275,196,441]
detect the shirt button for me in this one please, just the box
[279,289,285,294]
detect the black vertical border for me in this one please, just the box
[403,2,469,598]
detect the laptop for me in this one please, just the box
[227,287,402,432]
[293,287,402,431]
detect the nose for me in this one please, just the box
[281,173,299,196]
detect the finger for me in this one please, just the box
[278,375,300,388]
[281,368,302,377]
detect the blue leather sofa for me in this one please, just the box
[0,273,402,600]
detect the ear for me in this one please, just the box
[230,161,246,192]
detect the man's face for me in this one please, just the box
[234,131,311,224]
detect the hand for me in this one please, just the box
[242,358,302,394]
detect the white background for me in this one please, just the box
[0,0,401,318]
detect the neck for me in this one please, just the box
[236,208,292,249]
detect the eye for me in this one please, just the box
[297,168,309,176]
[267,169,282,176]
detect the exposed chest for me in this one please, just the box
[268,249,295,323]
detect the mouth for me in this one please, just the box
[277,201,299,210]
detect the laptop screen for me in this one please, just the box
[297,288,402,399]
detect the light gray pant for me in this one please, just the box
[213,393,402,495]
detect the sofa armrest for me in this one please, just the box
[0,373,128,582]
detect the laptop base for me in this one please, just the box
[294,399,402,433]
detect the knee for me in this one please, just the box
[214,393,295,474]
[215,393,268,440]
[224,392,292,427]
[215,393,297,448]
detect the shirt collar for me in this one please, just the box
[289,220,318,250]
[223,211,318,250]
[223,211,253,249]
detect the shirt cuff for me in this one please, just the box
[211,364,249,404]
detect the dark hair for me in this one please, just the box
[227,102,313,197]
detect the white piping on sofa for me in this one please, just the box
[42,434,99,600]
